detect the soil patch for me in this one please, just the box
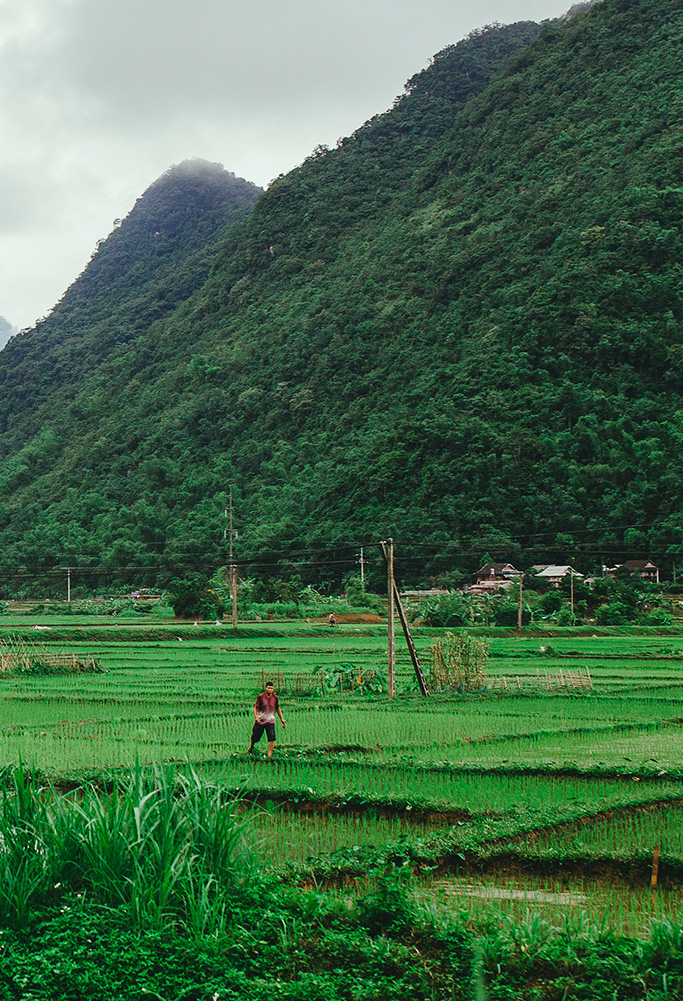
[438,853,683,888]
[240,792,470,825]
[307,613,383,624]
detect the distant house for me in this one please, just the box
[605,560,660,583]
[471,563,522,592]
[534,565,584,586]
[625,560,660,582]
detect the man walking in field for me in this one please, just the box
[248,681,286,757]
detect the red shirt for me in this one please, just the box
[255,692,278,723]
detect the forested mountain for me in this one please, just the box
[2,0,683,588]
[0,161,261,443]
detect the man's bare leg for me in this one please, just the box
[267,740,275,757]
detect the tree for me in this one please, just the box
[166,575,221,619]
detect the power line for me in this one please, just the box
[1,528,682,582]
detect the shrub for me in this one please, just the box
[492,600,531,626]
[595,600,631,624]
[536,590,563,615]
[420,592,470,627]
[638,607,673,625]
[556,605,577,625]
[166,575,221,619]
[240,601,303,620]
[355,865,416,937]
[249,576,304,605]
[343,574,383,611]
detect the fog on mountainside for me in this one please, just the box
[0,316,15,352]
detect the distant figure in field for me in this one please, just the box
[248,681,286,757]
[329,613,337,628]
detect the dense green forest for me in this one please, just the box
[1,0,683,592]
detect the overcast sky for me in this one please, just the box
[0,0,574,338]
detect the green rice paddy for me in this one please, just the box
[2,616,683,934]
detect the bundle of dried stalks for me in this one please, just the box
[430,631,490,692]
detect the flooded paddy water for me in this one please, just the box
[427,871,683,936]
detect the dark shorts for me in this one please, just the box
[251,721,276,743]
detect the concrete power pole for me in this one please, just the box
[59,567,73,604]
[570,569,575,617]
[386,538,395,699]
[229,493,238,628]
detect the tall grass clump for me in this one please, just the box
[430,631,490,692]
[0,762,256,935]
[0,636,101,674]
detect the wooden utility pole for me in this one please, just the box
[386,538,395,699]
[379,539,429,698]
[517,573,523,630]
[391,582,429,697]
[360,547,365,589]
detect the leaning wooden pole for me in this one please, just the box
[392,581,429,697]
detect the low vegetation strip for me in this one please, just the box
[0,637,102,675]
[272,790,683,883]
[0,762,680,1001]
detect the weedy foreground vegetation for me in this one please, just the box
[0,615,682,999]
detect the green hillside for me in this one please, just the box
[0,161,261,444]
[2,0,683,588]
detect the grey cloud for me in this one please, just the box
[37,0,571,122]
[0,0,573,328]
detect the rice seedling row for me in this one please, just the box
[3,618,683,926]
[524,802,683,858]
[206,758,683,817]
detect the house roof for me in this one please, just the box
[475,563,521,577]
[535,564,584,579]
[624,559,658,571]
